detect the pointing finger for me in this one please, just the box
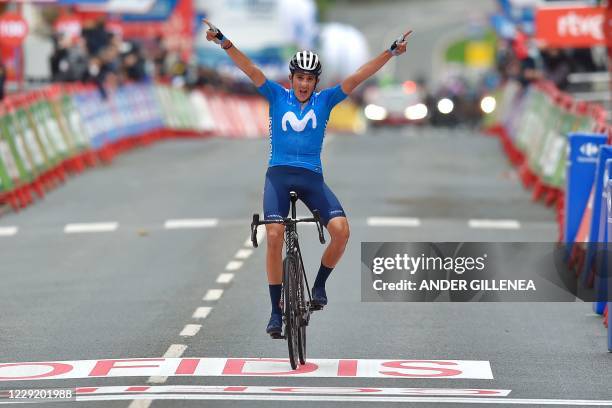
[203,19,214,30]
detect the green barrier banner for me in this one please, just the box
[28,101,60,165]
[1,112,33,184]
[0,110,16,193]
[40,100,70,157]
[15,107,47,173]
[62,94,90,150]
[49,97,79,154]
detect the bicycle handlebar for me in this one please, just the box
[250,211,326,248]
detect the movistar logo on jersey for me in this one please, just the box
[281,110,317,132]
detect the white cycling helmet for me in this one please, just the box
[289,50,322,76]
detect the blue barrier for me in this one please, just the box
[607,179,612,352]
[583,148,612,306]
[565,134,609,255]
[592,158,612,314]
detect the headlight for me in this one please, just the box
[404,103,428,121]
[364,104,388,121]
[437,98,454,115]
[480,96,496,114]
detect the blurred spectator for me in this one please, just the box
[121,42,147,82]
[571,48,598,73]
[512,32,543,87]
[50,34,88,82]
[541,48,571,90]
[82,17,111,56]
[43,14,262,97]
[0,61,6,101]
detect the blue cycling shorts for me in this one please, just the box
[263,165,346,226]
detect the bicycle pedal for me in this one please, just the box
[310,304,324,311]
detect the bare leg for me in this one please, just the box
[265,223,285,284]
[321,217,350,268]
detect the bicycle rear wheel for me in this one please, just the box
[283,256,300,370]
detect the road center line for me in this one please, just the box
[367,217,421,227]
[216,273,234,284]
[192,307,212,319]
[127,399,152,408]
[179,324,202,337]
[164,219,218,229]
[0,226,18,236]
[468,219,521,230]
[234,248,253,259]
[64,222,119,234]
[203,289,224,302]
[225,260,243,271]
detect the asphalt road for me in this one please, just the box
[0,126,610,407]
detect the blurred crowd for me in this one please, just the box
[48,17,258,98]
[495,32,606,91]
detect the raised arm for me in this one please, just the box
[341,30,412,95]
[204,20,266,87]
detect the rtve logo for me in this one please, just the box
[579,142,599,158]
[557,12,604,40]
[282,110,317,132]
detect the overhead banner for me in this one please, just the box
[535,6,605,48]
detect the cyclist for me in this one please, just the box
[204,20,411,336]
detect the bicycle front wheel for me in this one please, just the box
[296,256,307,365]
[283,256,300,370]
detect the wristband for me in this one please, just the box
[210,27,226,45]
[389,40,403,56]
[222,40,233,50]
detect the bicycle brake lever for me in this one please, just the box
[251,214,259,248]
[312,210,326,245]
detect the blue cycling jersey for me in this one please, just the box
[257,79,347,174]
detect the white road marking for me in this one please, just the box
[147,345,187,384]
[468,219,521,230]
[0,226,18,236]
[234,248,253,259]
[192,307,212,319]
[164,219,218,229]
[367,217,421,227]
[127,399,152,408]
[225,260,243,271]
[64,222,118,234]
[76,385,511,397]
[179,324,202,337]
[78,394,612,405]
[203,289,224,302]
[0,358,492,380]
[216,273,234,284]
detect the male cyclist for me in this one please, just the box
[204,20,411,336]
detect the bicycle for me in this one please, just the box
[251,191,326,369]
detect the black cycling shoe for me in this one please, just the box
[266,313,282,338]
[311,286,327,308]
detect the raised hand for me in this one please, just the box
[203,19,224,44]
[390,30,412,56]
